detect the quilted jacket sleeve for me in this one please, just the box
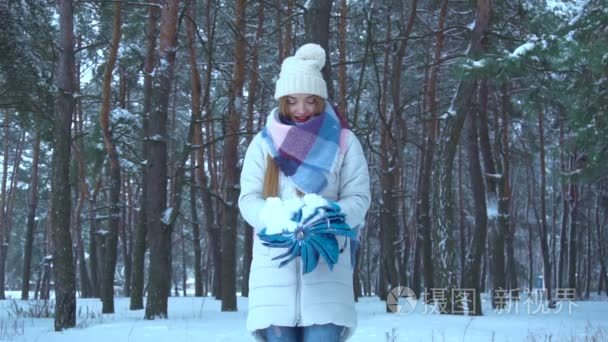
[336,131,371,229]
[238,133,267,231]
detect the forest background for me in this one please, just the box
[0,0,606,331]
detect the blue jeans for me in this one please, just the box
[262,324,346,342]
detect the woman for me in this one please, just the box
[238,43,371,342]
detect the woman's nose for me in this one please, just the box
[294,102,304,114]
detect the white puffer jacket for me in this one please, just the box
[238,128,371,341]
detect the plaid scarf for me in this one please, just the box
[262,103,347,194]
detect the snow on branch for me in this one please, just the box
[509,42,536,59]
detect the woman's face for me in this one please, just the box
[286,94,318,123]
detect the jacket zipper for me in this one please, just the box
[295,255,302,326]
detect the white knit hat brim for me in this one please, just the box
[274,73,328,99]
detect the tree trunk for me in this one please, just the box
[96,175,109,301]
[584,208,591,299]
[525,168,534,293]
[119,214,130,297]
[576,197,584,298]
[130,1,159,311]
[353,216,369,301]
[379,142,399,305]
[500,84,517,298]
[147,0,202,301]
[221,0,247,312]
[2,130,25,292]
[73,145,92,299]
[481,250,488,293]
[180,224,187,297]
[435,1,491,315]
[538,108,555,306]
[384,0,416,288]
[0,113,25,299]
[412,233,422,299]
[71,47,93,299]
[87,175,102,299]
[304,0,334,99]
[185,0,203,298]
[164,58,213,301]
[365,221,372,296]
[506,205,518,295]
[284,0,294,56]
[189,155,203,296]
[145,0,179,320]
[376,8,394,302]
[275,0,285,62]
[35,219,49,300]
[389,0,417,297]
[477,79,498,193]
[478,80,506,309]
[53,0,76,330]
[21,130,41,300]
[432,0,454,310]
[119,73,133,298]
[40,258,52,301]
[596,189,608,296]
[0,121,24,300]
[558,122,569,288]
[0,110,10,300]
[461,107,487,316]
[551,173,558,294]
[337,0,347,116]
[435,0,490,287]
[241,0,265,298]
[352,6,374,127]
[98,0,123,314]
[200,0,221,299]
[122,175,133,297]
[568,183,579,296]
[458,145,466,273]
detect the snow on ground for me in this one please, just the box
[0,291,606,341]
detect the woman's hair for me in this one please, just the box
[262,95,326,198]
[263,155,280,198]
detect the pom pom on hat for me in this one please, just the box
[274,43,328,100]
[294,43,326,69]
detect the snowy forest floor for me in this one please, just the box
[0,291,607,341]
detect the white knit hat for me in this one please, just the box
[274,43,328,100]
